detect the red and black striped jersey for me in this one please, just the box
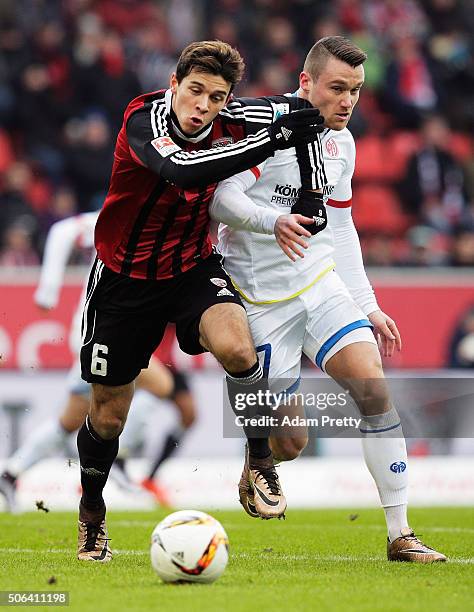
[95,88,306,279]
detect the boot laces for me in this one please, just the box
[399,531,434,551]
[255,467,280,495]
[85,523,110,551]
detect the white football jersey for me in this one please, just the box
[216,127,355,303]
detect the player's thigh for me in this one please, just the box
[172,253,253,367]
[302,271,376,372]
[66,359,91,398]
[199,302,255,366]
[246,297,306,391]
[173,389,197,428]
[302,272,388,414]
[61,360,90,431]
[80,259,167,386]
[325,340,384,380]
[136,356,174,399]
[326,342,391,416]
[60,394,90,432]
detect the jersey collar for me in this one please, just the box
[165,88,213,143]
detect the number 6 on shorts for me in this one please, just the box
[91,343,108,376]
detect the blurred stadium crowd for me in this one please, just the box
[0,0,474,267]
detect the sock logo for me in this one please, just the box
[390,461,406,474]
[80,466,106,477]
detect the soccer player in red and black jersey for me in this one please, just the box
[76,40,326,561]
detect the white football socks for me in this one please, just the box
[360,406,409,542]
[384,504,409,542]
[6,420,69,477]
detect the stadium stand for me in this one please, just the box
[0,0,472,266]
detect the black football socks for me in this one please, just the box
[77,416,119,512]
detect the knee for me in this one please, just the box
[271,436,308,462]
[369,356,384,377]
[354,350,384,379]
[219,342,256,374]
[91,384,132,439]
[92,412,125,439]
[277,444,301,462]
[354,375,391,416]
[181,408,196,429]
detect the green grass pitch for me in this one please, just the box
[0,507,473,611]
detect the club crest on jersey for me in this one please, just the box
[210,278,227,287]
[151,136,181,157]
[325,138,339,157]
[212,137,234,148]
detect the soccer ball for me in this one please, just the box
[150,510,229,584]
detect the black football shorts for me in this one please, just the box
[80,254,243,385]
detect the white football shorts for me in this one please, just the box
[244,270,377,392]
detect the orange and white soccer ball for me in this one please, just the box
[150,510,229,583]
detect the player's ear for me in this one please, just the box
[299,71,311,92]
[170,72,178,94]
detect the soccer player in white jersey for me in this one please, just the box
[0,212,196,511]
[210,36,446,562]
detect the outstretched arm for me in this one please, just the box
[34,213,98,310]
[327,201,402,356]
[127,96,324,190]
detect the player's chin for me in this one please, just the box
[327,116,350,130]
[186,123,203,134]
[185,118,208,133]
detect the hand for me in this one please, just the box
[35,303,53,314]
[291,191,327,235]
[274,214,315,261]
[368,310,402,358]
[268,108,324,151]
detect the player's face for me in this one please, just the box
[170,69,231,135]
[300,57,364,131]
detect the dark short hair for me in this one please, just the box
[304,36,367,78]
[175,40,245,90]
